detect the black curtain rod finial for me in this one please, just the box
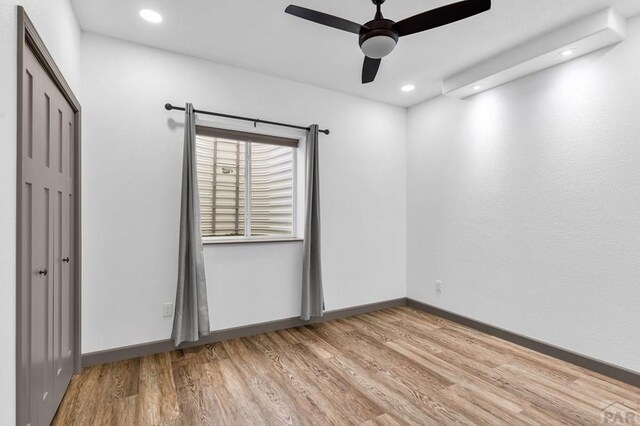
[165,103,174,111]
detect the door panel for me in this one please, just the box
[24,45,54,425]
[53,88,75,408]
[21,43,77,426]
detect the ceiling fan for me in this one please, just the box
[285,0,491,84]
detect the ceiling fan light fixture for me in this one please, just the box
[360,34,397,59]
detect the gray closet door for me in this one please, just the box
[51,58,76,412]
[21,43,76,426]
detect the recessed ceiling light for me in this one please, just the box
[559,48,578,58]
[140,9,163,23]
[472,85,484,91]
[401,84,415,92]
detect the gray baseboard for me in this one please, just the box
[82,296,640,389]
[406,298,640,388]
[82,298,407,367]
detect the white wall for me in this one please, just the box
[0,0,81,422]
[80,33,407,354]
[407,15,640,373]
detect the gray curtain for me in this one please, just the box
[172,103,211,346]
[301,124,324,320]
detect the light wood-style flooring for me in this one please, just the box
[53,307,639,425]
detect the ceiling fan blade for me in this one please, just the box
[362,56,381,84]
[285,5,363,34]
[393,0,491,37]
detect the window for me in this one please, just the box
[195,126,298,240]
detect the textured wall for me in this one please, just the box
[407,15,640,372]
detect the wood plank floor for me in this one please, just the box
[53,307,639,425]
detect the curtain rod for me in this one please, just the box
[164,103,330,135]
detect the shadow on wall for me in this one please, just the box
[168,118,184,130]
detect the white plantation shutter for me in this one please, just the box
[195,127,296,238]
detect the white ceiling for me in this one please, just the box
[70,0,640,107]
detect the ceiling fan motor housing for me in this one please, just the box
[359,19,399,59]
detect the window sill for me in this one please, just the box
[203,237,304,245]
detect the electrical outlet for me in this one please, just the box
[162,302,173,318]
[435,280,443,293]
